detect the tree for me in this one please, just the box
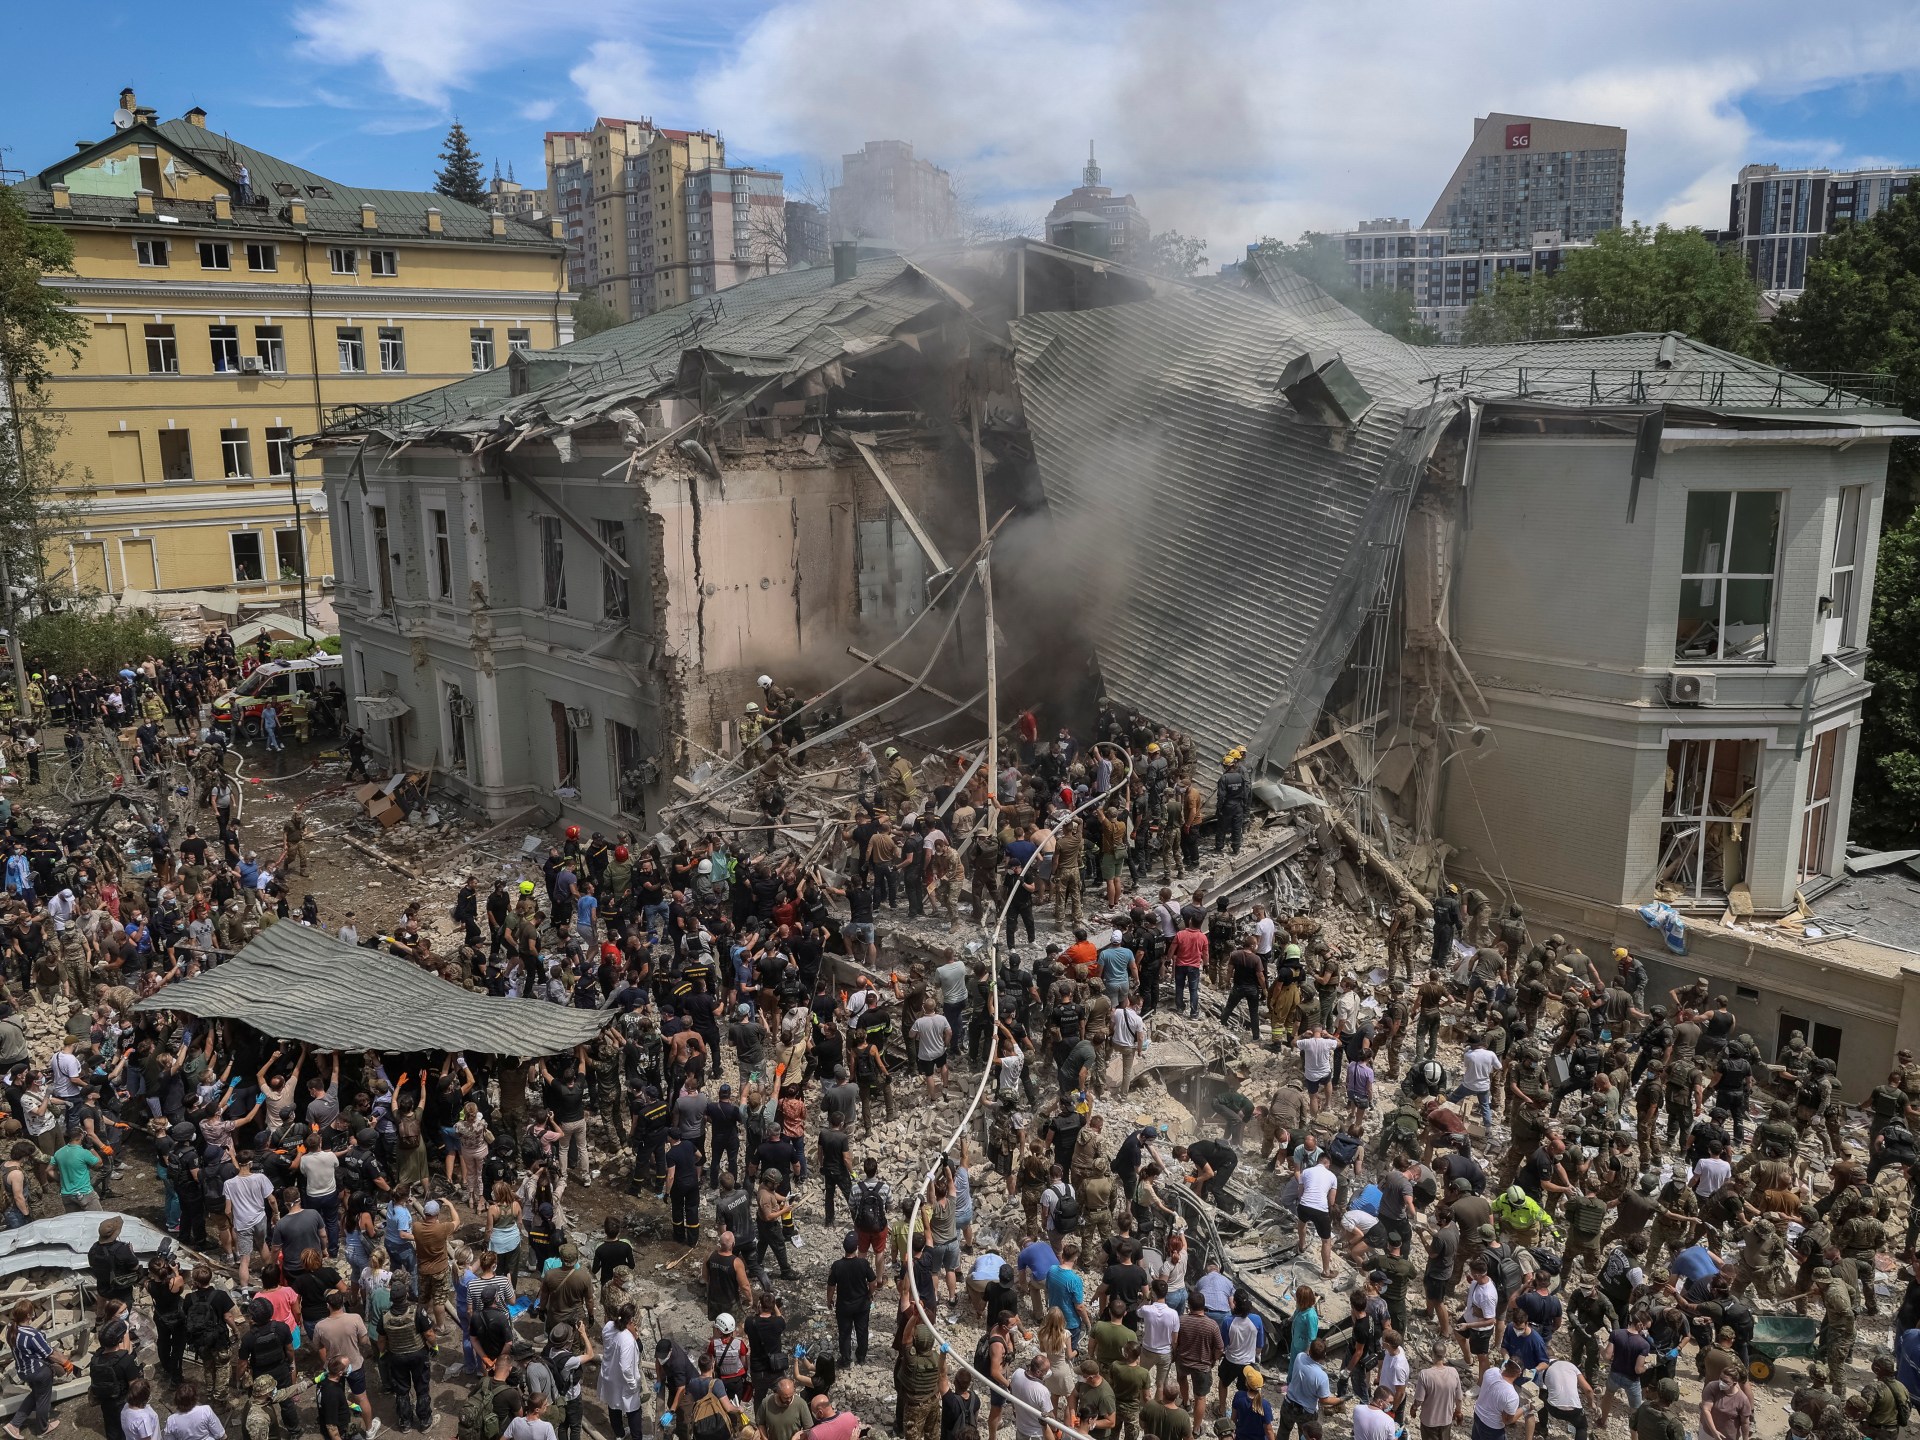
[1772,193,1920,843]
[573,292,622,338]
[1250,233,1436,344]
[19,602,176,677]
[1460,223,1764,355]
[0,184,87,622]
[1143,229,1209,279]
[434,121,487,207]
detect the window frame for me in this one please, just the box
[377,326,406,373]
[328,247,358,276]
[469,328,495,372]
[135,238,170,268]
[1797,725,1844,887]
[208,324,242,373]
[1675,489,1784,664]
[265,427,295,479]
[508,328,532,355]
[537,514,568,611]
[245,242,278,273]
[254,325,286,373]
[369,249,399,277]
[597,516,629,620]
[274,528,306,583]
[219,427,252,479]
[1825,485,1865,652]
[143,324,179,375]
[369,504,393,610]
[197,240,231,271]
[429,507,453,599]
[336,326,365,373]
[1659,736,1762,906]
[157,430,193,481]
[229,530,266,584]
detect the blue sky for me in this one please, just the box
[7,0,1920,262]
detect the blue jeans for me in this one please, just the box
[1175,967,1201,1017]
[1449,1083,1492,1130]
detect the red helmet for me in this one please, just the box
[566,825,581,840]
[614,845,630,861]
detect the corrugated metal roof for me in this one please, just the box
[1012,281,1464,781]
[134,923,607,1056]
[328,254,948,442]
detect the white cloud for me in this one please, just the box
[619,0,1920,257]
[569,40,663,123]
[519,99,563,124]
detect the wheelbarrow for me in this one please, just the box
[1746,1314,1820,1382]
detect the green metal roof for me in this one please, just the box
[11,117,558,251]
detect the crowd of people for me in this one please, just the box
[0,652,1910,1440]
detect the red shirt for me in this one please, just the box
[1169,929,1210,970]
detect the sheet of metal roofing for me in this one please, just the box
[1012,283,1463,783]
[134,922,606,1057]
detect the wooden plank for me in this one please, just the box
[841,434,950,573]
[1291,709,1389,763]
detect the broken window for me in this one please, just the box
[446,685,469,773]
[538,515,567,610]
[1675,490,1781,662]
[377,327,406,373]
[144,324,178,374]
[329,247,357,275]
[370,249,398,277]
[1659,737,1760,905]
[255,325,286,373]
[855,513,927,624]
[550,699,579,788]
[158,430,192,480]
[219,427,251,478]
[209,325,241,373]
[370,504,393,610]
[275,528,305,581]
[265,427,295,478]
[337,327,365,373]
[508,328,532,356]
[230,531,265,583]
[135,238,169,268]
[1825,486,1864,652]
[430,507,452,599]
[1798,726,1842,887]
[470,328,495,372]
[612,720,647,821]
[197,240,230,270]
[597,517,629,620]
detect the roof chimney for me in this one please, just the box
[213,192,232,220]
[360,202,378,230]
[832,241,858,283]
[185,106,207,128]
[50,184,70,211]
[425,206,443,234]
[288,197,307,226]
[135,188,155,216]
[119,87,136,113]
[490,212,506,237]
[549,218,564,240]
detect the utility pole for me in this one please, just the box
[288,471,310,637]
[0,370,34,719]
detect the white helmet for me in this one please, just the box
[715,1314,736,1335]
[756,674,773,688]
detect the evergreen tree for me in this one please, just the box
[435,121,487,206]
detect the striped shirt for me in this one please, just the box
[12,1324,51,1377]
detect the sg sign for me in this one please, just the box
[1506,124,1532,150]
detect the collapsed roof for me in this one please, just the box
[314,238,1907,782]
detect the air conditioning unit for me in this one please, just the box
[565,705,593,730]
[237,354,264,374]
[1666,671,1717,706]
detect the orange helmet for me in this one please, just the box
[566,825,581,840]
[615,845,630,861]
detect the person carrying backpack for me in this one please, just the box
[180,1264,237,1399]
[383,1277,437,1434]
[852,1164,891,1258]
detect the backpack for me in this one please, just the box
[1493,1250,1526,1301]
[458,1377,506,1440]
[691,1390,733,1440]
[1051,1183,1081,1234]
[1598,1248,1634,1310]
[397,1110,423,1151]
[1328,1133,1362,1168]
[972,1332,1005,1377]
[184,1287,228,1352]
[853,1181,888,1235]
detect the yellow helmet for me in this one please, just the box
[1146,742,1160,753]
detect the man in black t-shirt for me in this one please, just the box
[825,1233,878,1366]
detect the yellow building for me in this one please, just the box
[546,118,724,322]
[11,88,570,607]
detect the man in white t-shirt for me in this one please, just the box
[1450,1037,1502,1130]
[1352,1389,1397,1440]
[1296,1027,1340,1115]
[1538,1357,1593,1439]
[1458,1257,1500,1375]
[1375,1331,1410,1414]
[1473,1360,1525,1440]
[1295,1156,1340,1278]
[1009,1356,1054,1439]
[223,1150,278,1288]
[908,1003,952,1100]
[1690,1145,1733,1200]
[1251,905,1276,960]
[1111,996,1147,1098]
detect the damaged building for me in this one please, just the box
[313,237,1920,1091]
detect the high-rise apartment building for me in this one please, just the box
[9,87,566,607]
[683,166,786,297]
[487,171,547,221]
[784,201,829,269]
[829,141,956,251]
[545,119,726,322]
[1331,112,1623,343]
[1424,113,1626,254]
[1728,163,1920,296]
[1044,145,1151,265]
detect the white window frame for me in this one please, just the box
[337,327,365,373]
[508,328,532,355]
[1825,485,1865,652]
[1676,489,1784,664]
[208,325,241,373]
[254,325,286,373]
[265,427,295,478]
[377,327,406,373]
[369,249,399,277]
[1798,724,1845,887]
[470,328,495,372]
[219,427,252,479]
[597,516,629,620]
[328,247,358,275]
[1659,735,1762,906]
[144,324,178,374]
[274,527,306,582]
[246,242,278,272]
[197,240,231,271]
[135,238,169,268]
[229,530,266,584]
[537,514,567,610]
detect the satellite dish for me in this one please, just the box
[307,492,329,514]
[112,108,135,131]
